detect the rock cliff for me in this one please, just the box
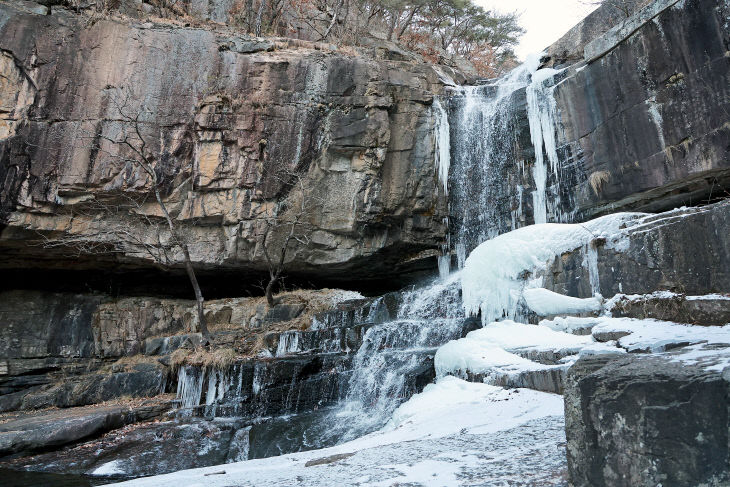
[0,0,463,288]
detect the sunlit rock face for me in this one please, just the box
[0,2,465,284]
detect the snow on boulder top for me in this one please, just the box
[461,212,647,325]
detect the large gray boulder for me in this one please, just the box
[566,352,730,486]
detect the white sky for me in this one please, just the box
[475,0,599,60]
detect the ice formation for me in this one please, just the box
[523,288,601,316]
[461,212,646,324]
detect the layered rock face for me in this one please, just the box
[0,1,459,286]
[549,0,730,220]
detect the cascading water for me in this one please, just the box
[320,272,468,443]
[173,54,573,463]
[447,54,569,265]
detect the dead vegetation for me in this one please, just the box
[588,170,611,195]
[170,347,238,369]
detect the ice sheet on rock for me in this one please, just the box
[591,318,730,352]
[434,320,591,379]
[467,320,592,352]
[578,341,626,357]
[523,288,601,316]
[111,379,565,487]
[435,338,552,379]
[461,212,647,325]
[539,316,603,335]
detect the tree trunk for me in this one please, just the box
[153,187,210,342]
[183,245,210,341]
[265,274,278,308]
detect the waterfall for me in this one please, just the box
[443,53,573,270]
[170,54,575,462]
[296,272,470,446]
[448,56,542,264]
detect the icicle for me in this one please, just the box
[433,97,451,195]
[526,67,562,225]
[176,366,205,409]
[276,331,301,357]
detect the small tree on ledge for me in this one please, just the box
[39,88,212,342]
[258,167,319,308]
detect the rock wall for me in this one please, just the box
[548,0,730,221]
[0,0,461,286]
[544,200,730,299]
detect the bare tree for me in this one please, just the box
[38,89,212,341]
[257,168,318,307]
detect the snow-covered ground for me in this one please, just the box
[110,377,566,487]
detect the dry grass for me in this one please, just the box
[588,170,611,195]
[170,347,238,370]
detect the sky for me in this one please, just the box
[475,0,599,60]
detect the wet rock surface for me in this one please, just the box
[3,416,250,479]
[0,399,172,456]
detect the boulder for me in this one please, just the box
[565,351,730,486]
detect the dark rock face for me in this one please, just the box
[0,1,461,285]
[609,292,730,326]
[545,201,730,298]
[0,400,171,457]
[3,416,250,478]
[565,354,730,487]
[550,0,730,221]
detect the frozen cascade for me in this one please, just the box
[526,67,563,224]
[433,97,451,195]
[448,55,541,265]
[433,97,452,278]
[276,331,300,357]
[461,212,647,325]
[177,366,205,410]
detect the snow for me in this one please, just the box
[539,316,603,335]
[523,288,601,316]
[686,293,730,301]
[465,320,592,352]
[435,338,549,380]
[434,320,591,379]
[578,341,627,357]
[92,460,127,476]
[110,378,565,487]
[385,376,563,437]
[592,318,730,353]
[461,212,646,324]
